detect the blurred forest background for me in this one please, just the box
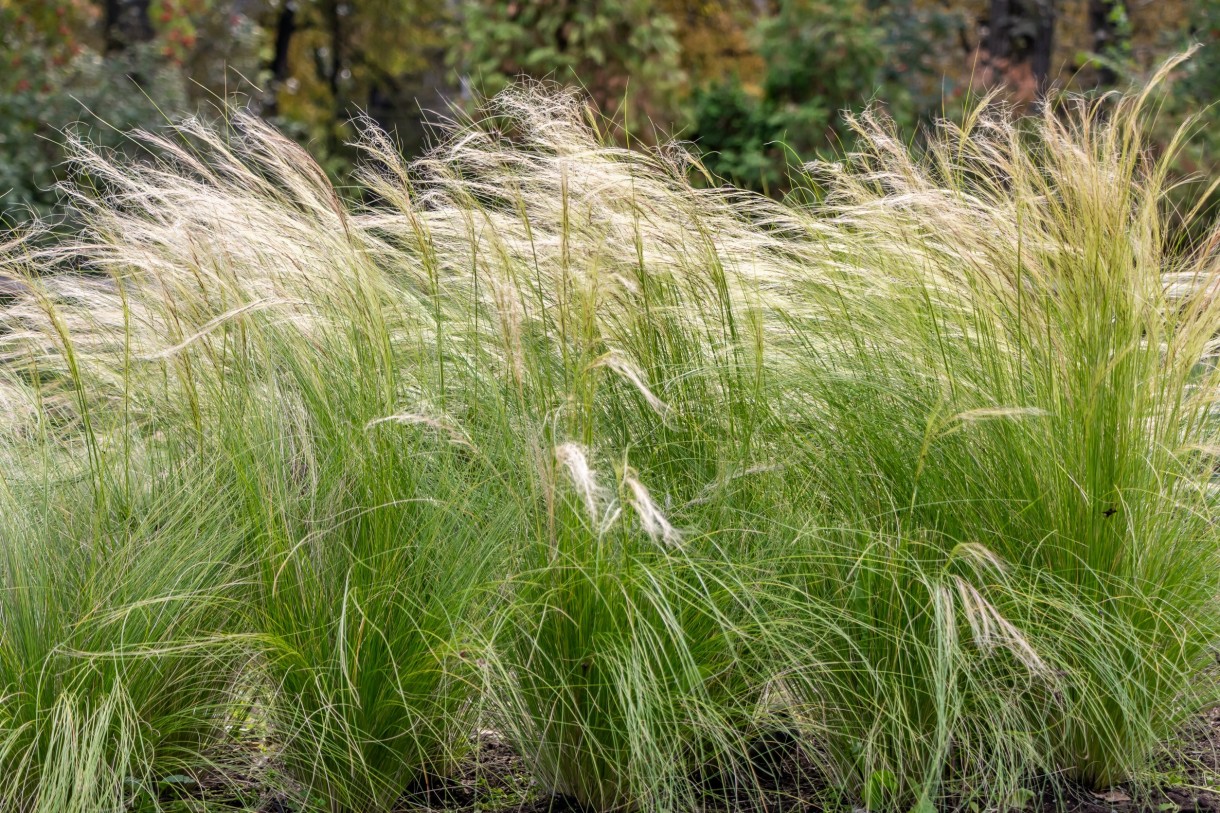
[1,0,1217,231]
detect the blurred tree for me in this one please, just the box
[984,0,1057,92]
[659,0,766,92]
[0,46,192,225]
[688,0,961,192]
[688,0,876,191]
[451,0,683,140]
[0,0,1211,229]
[946,0,1193,102]
[253,0,455,165]
[1081,0,1220,244]
[0,0,260,225]
[103,0,153,51]
[686,79,781,191]
[0,0,95,81]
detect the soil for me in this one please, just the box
[1031,705,1220,813]
[161,708,1220,813]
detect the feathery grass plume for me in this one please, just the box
[0,229,253,810]
[356,88,794,810]
[355,85,796,479]
[219,345,512,811]
[763,532,1069,810]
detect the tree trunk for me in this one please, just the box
[1088,0,1122,85]
[103,0,153,53]
[271,3,296,82]
[986,0,1057,94]
[264,0,297,115]
[1029,0,1056,88]
[987,0,1014,63]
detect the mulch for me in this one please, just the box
[161,706,1220,812]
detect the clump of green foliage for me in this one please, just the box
[688,0,963,193]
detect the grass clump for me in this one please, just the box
[478,443,767,812]
[761,59,1220,804]
[22,119,519,811]
[0,276,249,812]
[0,65,1215,812]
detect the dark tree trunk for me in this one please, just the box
[987,0,1057,93]
[271,2,296,82]
[1029,0,1056,87]
[103,0,153,53]
[1088,0,1122,85]
[987,0,1014,63]
[317,0,345,157]
[326,0,342,98]
[264,0,297,115]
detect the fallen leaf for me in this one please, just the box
[1091,789,1131,804]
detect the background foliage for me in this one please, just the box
[0,0,1216,221]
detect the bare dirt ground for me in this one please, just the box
[163,706,1220,812]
